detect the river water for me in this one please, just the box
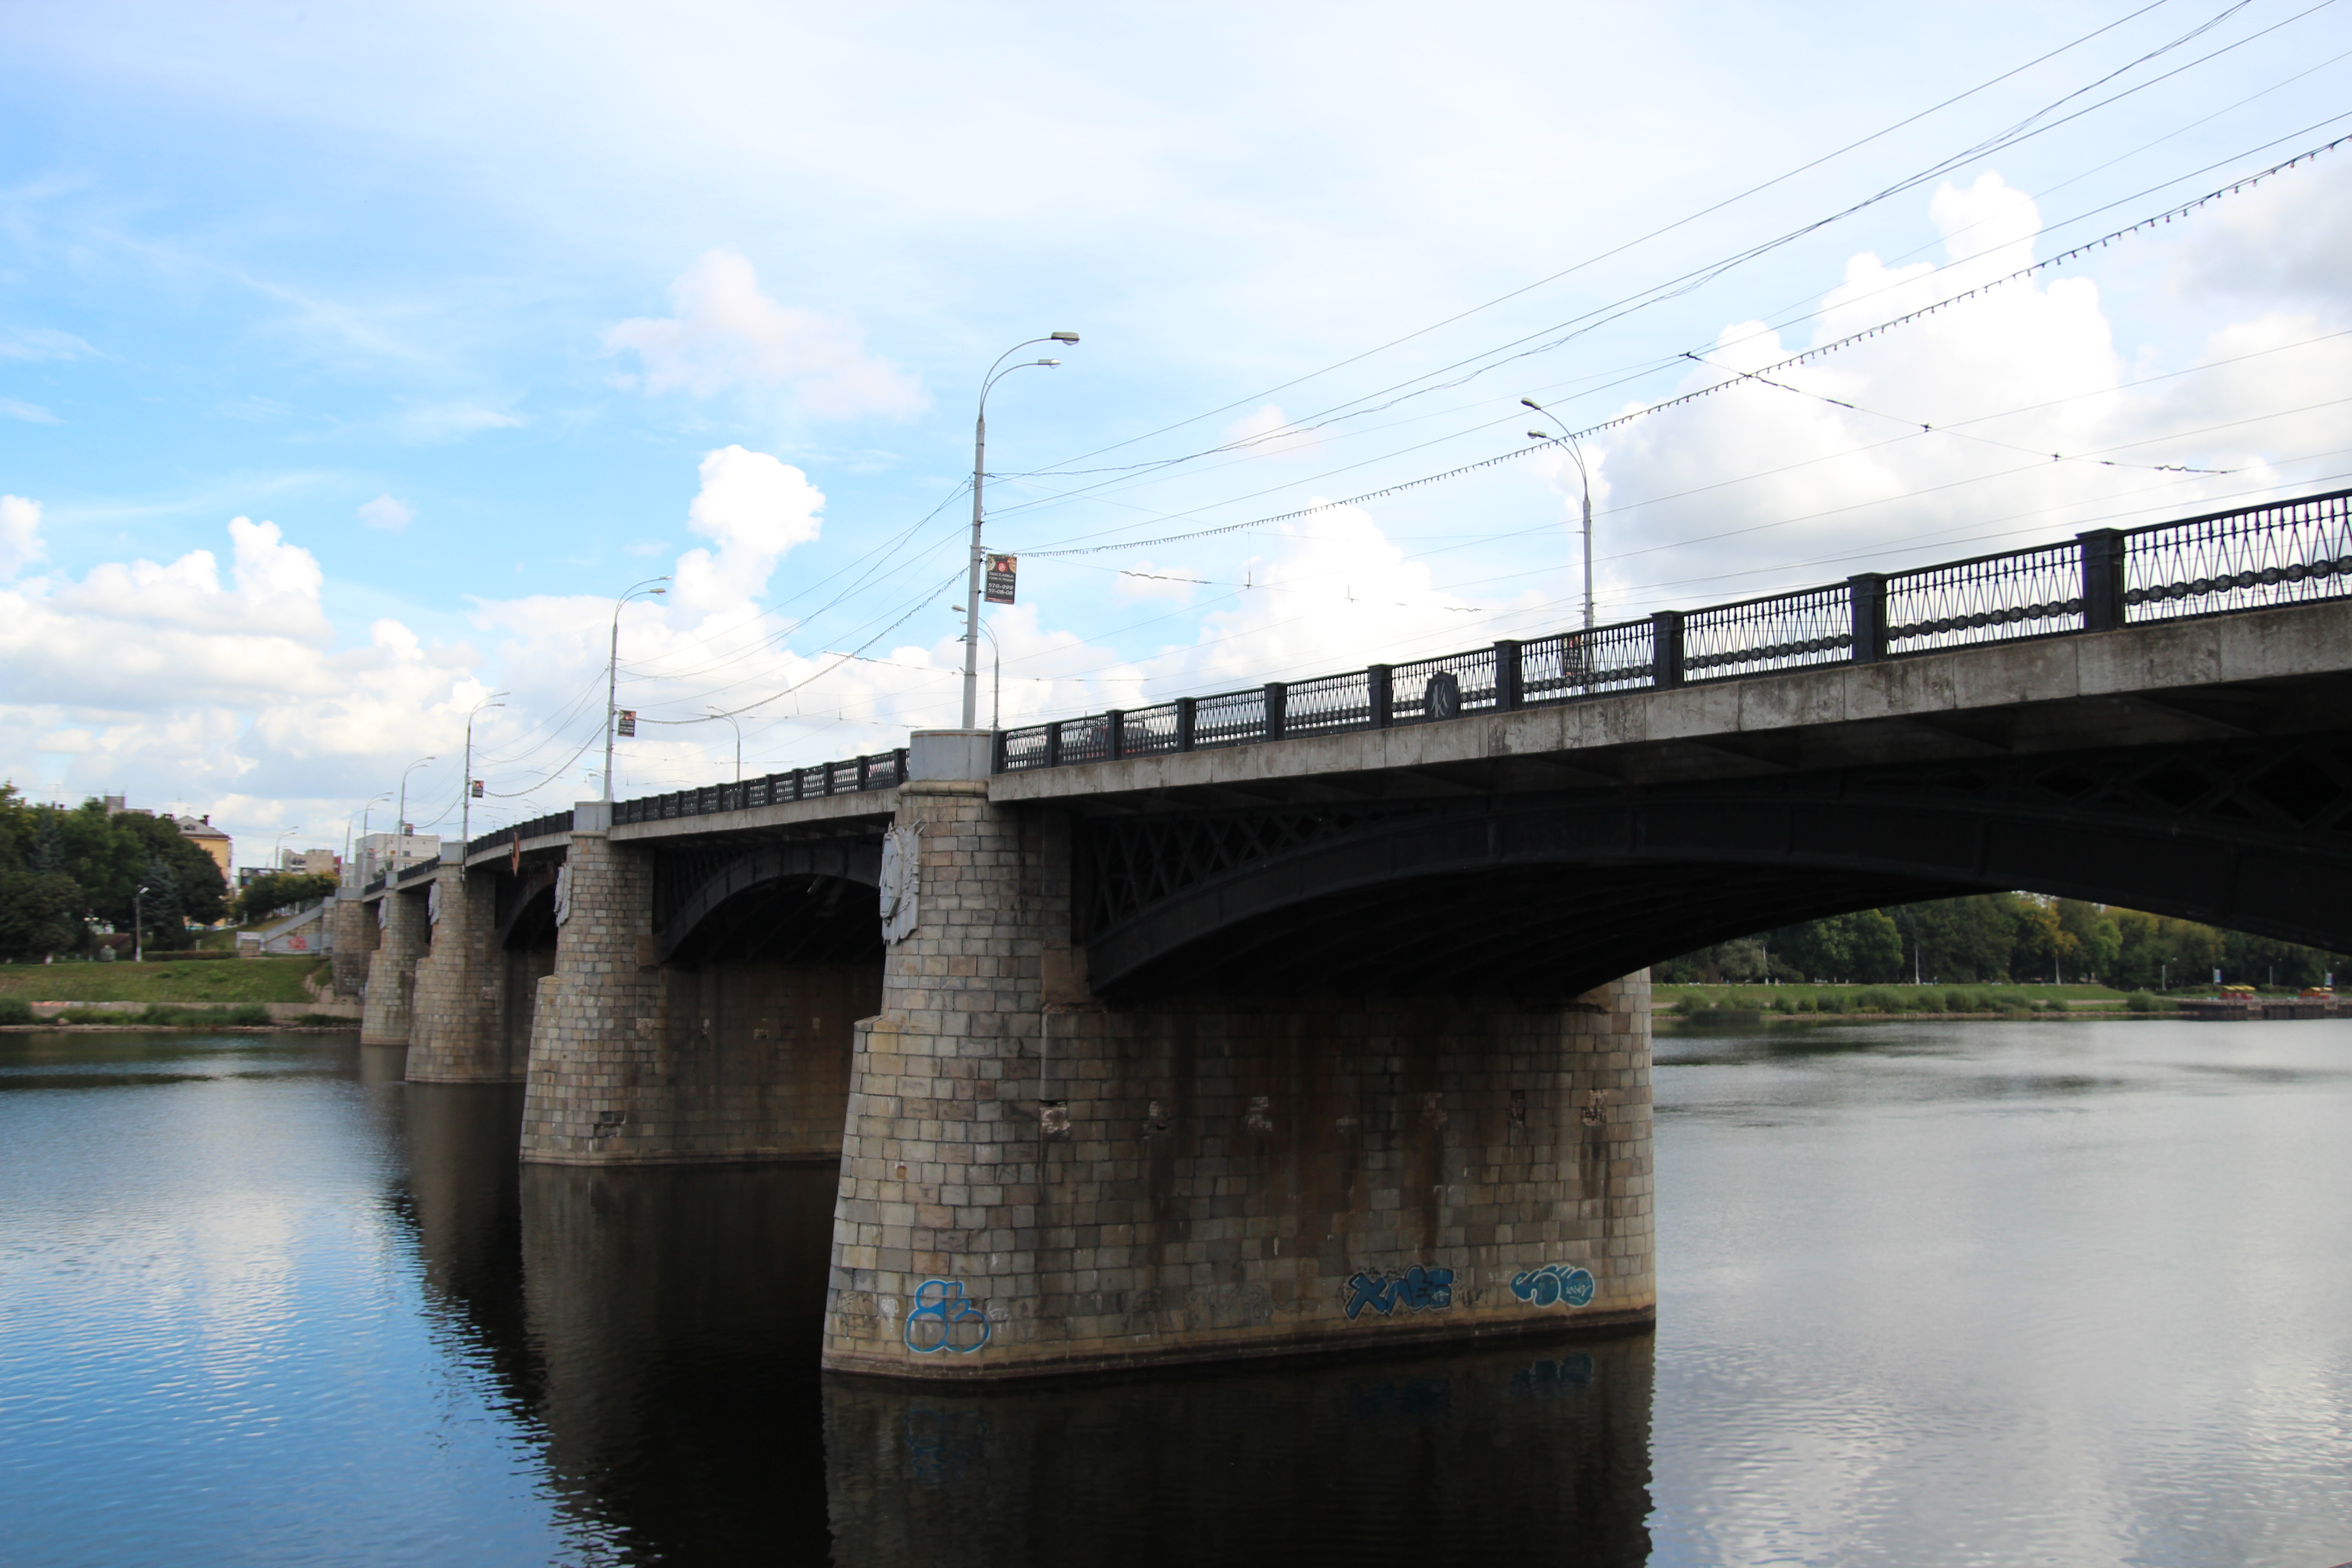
[1,1019,2347,1566]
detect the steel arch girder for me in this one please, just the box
[653,841,882,964]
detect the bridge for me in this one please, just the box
[334,485,2352,1379]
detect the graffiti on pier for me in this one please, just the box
[904,1279,992,1354]
[1509,1263,1597,1309]
[1344,1264,1454,1320]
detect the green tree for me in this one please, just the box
[0,869,85,957]
[1771,908,1905,983]
[235,872,338,924]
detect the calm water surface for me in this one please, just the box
[1,1019,2347,1566]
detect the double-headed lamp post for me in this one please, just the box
[605,578,670,802]
[706,709,741,783]
[460,691,508,879]
[1524,398,1595,633]
[951,606,1003,729]
[350,792,392,886]
[395,755,436,877]
[963,332,1078,730]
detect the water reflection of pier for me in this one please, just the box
[392,1083,1652,1563]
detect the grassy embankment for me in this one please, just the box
[0,957,328,1003]
[1657,981,2176,1019]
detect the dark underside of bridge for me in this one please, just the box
[1064,716,2352,1002]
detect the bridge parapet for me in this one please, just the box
[998,485,2352,773]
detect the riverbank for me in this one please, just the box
[0,957,330,1003]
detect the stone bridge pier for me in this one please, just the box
[818,735,1656,1379]
[409,845,521,1082]
[360,874,431,1047]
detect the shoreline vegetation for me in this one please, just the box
[1657,981,2320,1023]
[0,956,328,1003]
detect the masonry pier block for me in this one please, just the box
[407,848,521,1082]
[819,779,1656,1379]
[327,888,375,1000]
[520,804,874,1165]
[359,879,430,1046]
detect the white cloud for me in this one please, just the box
[0,495,44,578]
[671,443,824,611]
[390,401,527,442]
[1219,403,1323,457]
[356,493,413,531]
[0,326,94,362]
[604,247,926,418]
[2,397,61,424]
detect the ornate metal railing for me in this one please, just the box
[466,809,575,861]
[612,748,906,826]
[996,485,2352,771]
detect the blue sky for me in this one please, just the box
[5,0,2351,863]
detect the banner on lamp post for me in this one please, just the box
[617,710,637,737]
[985,554,1017,605]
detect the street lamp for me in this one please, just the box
[606,577,670,801]
[394,755,436,878]
[133,884,149,964]
[951,606,1003,730]
[1524,398,1595,633]
[348,793,392,886]
[707,709,741,783]
[963,332,1078,730]
[270,824,303,874]
[460,691,508,879]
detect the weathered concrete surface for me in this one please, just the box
[408,857,520,1082]
[605,788,897,847]
[819,779,1655,1379]
[359,882,429,1046]
[990,598,2352,804]
[458,828,573,873]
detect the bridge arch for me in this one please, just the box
[653,840,883,965]
[1078,735,2352,997]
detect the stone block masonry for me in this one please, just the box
[359,883,429,1046]
[327,892,376,999]
[819,778,1655,1378]
[520,806,878,1165]
[407,854,519,1082]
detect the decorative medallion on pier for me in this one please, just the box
[879,825,921,945]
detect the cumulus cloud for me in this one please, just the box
[671,444,824,611]
[604,248,926,418]
[1582,172,2340,617]
[0,495,44,578]
[1220,403,1323,457]
[357,494,413,531]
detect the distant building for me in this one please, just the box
[279,848,342,877]
[356,831,439,881]
[170,814,234,876]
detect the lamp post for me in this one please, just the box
[394,755,436,879]
[963,332,1078,730]
[133,884,148,964]
[606,577,670,801]
[952,607,1003,729]
[270,824,302,875]
[460,692,508,880]
[1524,398,1595,633]
[349,792,392,887]
[707,709,741,782]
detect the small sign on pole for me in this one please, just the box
[470,779,484,799]
[617,710,637,737]
[985,554,1018,605]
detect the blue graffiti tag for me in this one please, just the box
[903,1279,992,1354]
[1509,1264,1597,1309]
[1343,1265,1455,1320]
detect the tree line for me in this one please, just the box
[1657,892,2347,991]
[0,785,230,958]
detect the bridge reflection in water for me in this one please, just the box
[393,1080,1651,1564]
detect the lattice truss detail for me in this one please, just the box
[1079,739,2352,937]
[1081,803,1437,934]
[652,843,750,931]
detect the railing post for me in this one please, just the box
[1651,611,1685,690]
[1176,697,1197,752]
[1367,664,1392,728]
[1046,721,1064,768]
[1492,640,1523,710]
[1264,682,1287,742]
[1847,573,1887,664]
[993,730,1008,772]
[2078,528,2127,631]
[858,755,872,791]
[1107,710,1126,760]
[894,747,908,784]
